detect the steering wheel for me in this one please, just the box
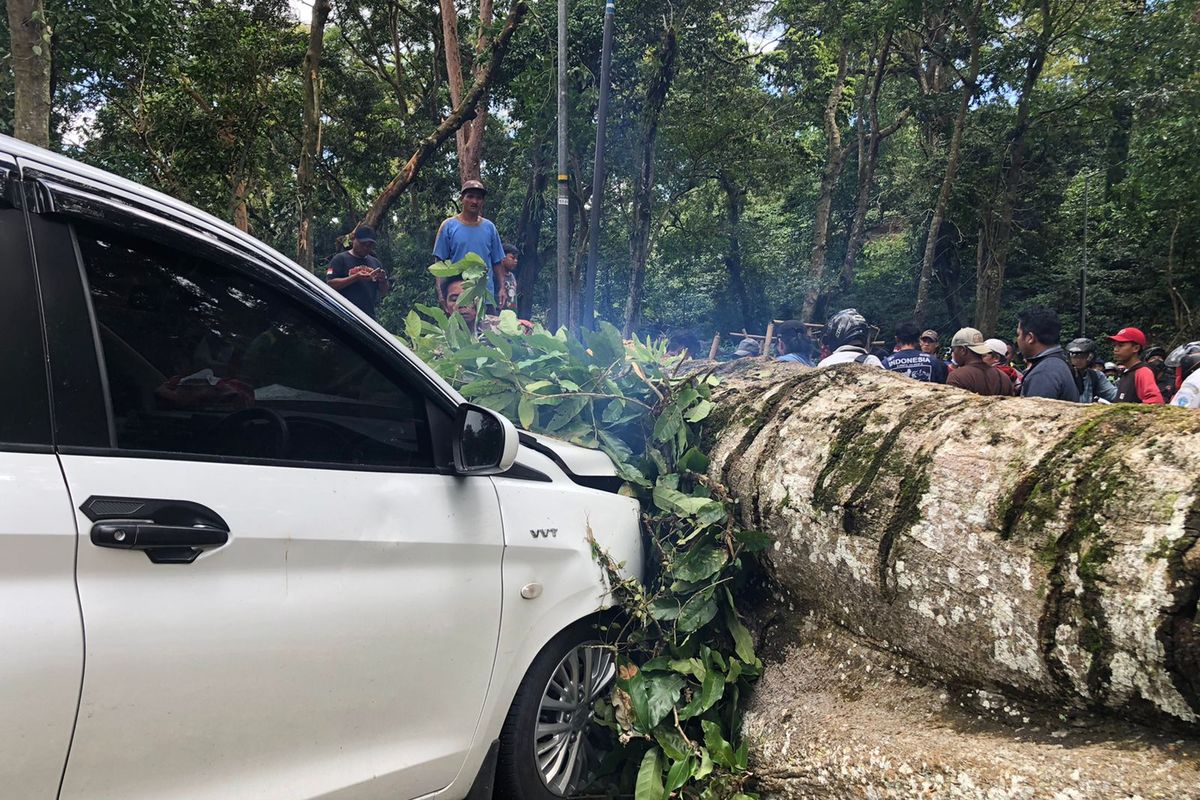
[210,407,290,459]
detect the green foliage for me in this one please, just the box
[405,309,765,798]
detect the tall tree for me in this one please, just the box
[837,32,910,297]
[913,2,983,326]
[297,0,333,271]
[799,39,850,322]
[7,0,52,147]
[973,0,1054,336]
[362,0,527,228]
[438,0,492,183]
[623,25,678,338]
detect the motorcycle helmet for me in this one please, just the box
[1065,338,1097,358]
[1166,341,1200,379]
[822,308,871,350]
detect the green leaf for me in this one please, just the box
[518,396,536,429]
[602,397,627,423]
[644,673,686,728]
[684,399,715,423]
[733,529,774,553]
[635,748,664,800]
[652,404,684,444]
[427,258,462,277]
[617,664,651,731]
[671,545,728,583]
[546,396,589,433]
[666,756,696,794]
[678,447,710,474]
[724,589,756,664]
[679,664,725,719]
[496,309,522,335]
[648,597,681,621]
[735,740,749,771]
[677,589,718,633]
[524,379,553,392]
[404,310,422,341]
[653,484,721,518]
[669,657,706,680]
[701,720,737,768]
[695,747,714,780]
[654,727,691,761]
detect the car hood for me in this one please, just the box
[520,432,619,478]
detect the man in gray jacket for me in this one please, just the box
[1016,306,1080,402]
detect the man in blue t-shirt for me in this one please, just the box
[433,180,506,303]
[882,320,948,383]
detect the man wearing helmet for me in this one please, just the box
[1169,343,1200,408]
[1143,345,1176,402]
[817,309,883,367]
[1065,338,1117,404]
[1108,326,1164,404]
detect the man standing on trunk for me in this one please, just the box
[1015,306,1079,402]
[433,180,506,304]
[1108,327,1164,404]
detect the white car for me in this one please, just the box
[0,135,643,800]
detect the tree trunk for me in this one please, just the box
[463,0,492,182]
[837,36,910,297]
[516,134,549,320]
[913,12,981,326]
[707,365,1200,732]
[799,41,850,323]
[362,1,527,230]
[230,175,250,233]
[297,0,332,272]
[621,27,677,338]
[7,0,52,148]
[439,0,489,183]
[719,172,752,331]
[974,0,1052,337]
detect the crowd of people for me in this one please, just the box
[730,306,1200,409]
[321,182,1200,412]
[323,179,524,332]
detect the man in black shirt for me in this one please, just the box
[326,225,390,318]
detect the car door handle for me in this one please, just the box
[91,521,229,564]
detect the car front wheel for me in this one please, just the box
[495,626,617,799]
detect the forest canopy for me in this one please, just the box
[3,0,1198,348]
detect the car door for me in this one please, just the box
[26,189,504,800]
[0,156,84,798]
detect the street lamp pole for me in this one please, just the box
[581,0,615,331]
[555,0,570,331]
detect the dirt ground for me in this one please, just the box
[743,613,1200,799]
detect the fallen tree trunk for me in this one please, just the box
[705,363,1200,730]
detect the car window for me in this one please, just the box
[0,180,52,446]
[75,222,434,468]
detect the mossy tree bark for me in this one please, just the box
[706,363,1200,730]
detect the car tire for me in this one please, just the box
[494,622,617,799]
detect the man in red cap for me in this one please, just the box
[1108,326,1164,404]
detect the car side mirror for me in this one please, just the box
[453,403,519,475]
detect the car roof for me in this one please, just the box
[0,133,465,409]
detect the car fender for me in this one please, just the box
[443,445,643,798]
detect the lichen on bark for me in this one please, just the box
[706,362,1200,729]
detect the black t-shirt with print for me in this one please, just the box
[326,251,384,317]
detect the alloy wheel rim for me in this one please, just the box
[533,643,616,796]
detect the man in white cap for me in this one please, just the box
[947,328,1014,396]
[982,337,1022,385]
